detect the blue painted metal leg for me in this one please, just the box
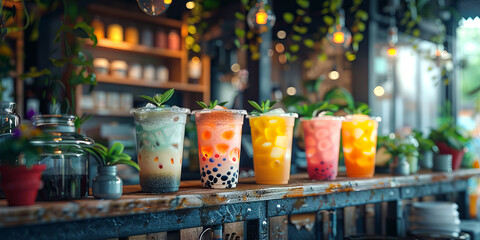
[386,200,404,237]
[213,225,222,240]
[316,211,323,239]
[458,190,469,219]
[336,208,344,239]
[329,210,337,239]
[374,203,382,235]
[247,201,268,239]
[356,205,366,235]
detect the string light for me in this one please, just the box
[277,30,286,39]
[247,0,276,34]
[231,63,241,72]
[326,9,352,49]
[387,47,397,56]
[136,0,171,16]
[286,87,297,96]
[186,1,195,9]
[275,43,285,53]
[374,86,385,97]
[328,70,340,80]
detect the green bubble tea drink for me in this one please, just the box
[301,116,343,180]
[248,109,298,184]
[193,106,247,188]
[131,106,190,193]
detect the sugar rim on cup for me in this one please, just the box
[246,112,298,118]
[130,106,191,115]
[300,115,345,122]
[191,109,247,115]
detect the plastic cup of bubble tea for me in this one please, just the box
[193,107,247,188]
[131,106,190,193]
[342,115,381,178]
[301,116,344,180]
[248,109,298,184]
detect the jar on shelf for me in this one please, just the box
[111,60,128,78]
[156,65,169,83]
[155,28,167,49]
[107,23,123,43]
[91,17,105,40]
[129,63,142,80]
[168,30,180,51]
[0,101,20,144]
[125,25,139,45]
[141,28,154,47]
[143,64,155,82]
[31,115,95,200]
[93,58,109,75]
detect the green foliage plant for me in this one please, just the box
[248,100,277,115]
[343,102,371,115]
[196,99,228,109]
[0,124,44,167]
[412,130,438,153]
[140,88,175,108]
[295,101,339,119]
[429,123,472,151]
[84,143,140,171]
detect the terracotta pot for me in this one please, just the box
[0,164,46,206]
[435,142,465,171]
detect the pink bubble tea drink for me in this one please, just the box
[193,106,247,188]
[301,116,343,180]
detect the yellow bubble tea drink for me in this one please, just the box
[301,116,343,180]
[341,115,380,178]
[193,107,246,188]
[248,111,297,184]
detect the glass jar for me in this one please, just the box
[31,115,95,200]
[0,101,20,144]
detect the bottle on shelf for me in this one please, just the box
[107,23,123,43]
[125,25,139,45]
[168,30,180,51]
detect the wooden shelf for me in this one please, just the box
[88,4,183,29]
[96,75,205,93]
[86,39,183,59]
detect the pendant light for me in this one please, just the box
[326,9,352,49]
[386,1,398,57]
[247,0,276,34]
[137,0,172,16]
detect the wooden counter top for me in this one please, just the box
[0,169,479,229]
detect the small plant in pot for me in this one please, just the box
[85,143,140,199]
[0,124,46,206]
[412,130,438,169]
[382,135,418,176]
[429,123,471,171]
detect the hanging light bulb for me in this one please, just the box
[247,0,276,34]
[326,9,352,49]
[386,26,398,57]
[137,0,171,16]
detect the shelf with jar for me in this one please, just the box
[75,4,211,117]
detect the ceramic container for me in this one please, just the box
[111,60,128,78]
[92,166,123,199]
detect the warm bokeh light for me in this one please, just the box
[164,0,172,4]
[328,70,340,80]
[278,54,287,64]
[333,31,345,44]
[275,43,285,53]
[268,49,274,57]
[374,86,385,97]
[191,56,200,64]
[186,1,195,9]
[256,11,268,25]
[286,87,297,96]
[387,47,397,56]
[277,30,286,39]
[231,63,240,72]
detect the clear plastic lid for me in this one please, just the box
[130,106,191,115]
[300,115,345,121]
[192,109,247,115]
[343,114,381,122]
[247,112,298,118]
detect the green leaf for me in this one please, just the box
[296,0,310,8]
[109,142,124,156]
[218,101,228,106]
[303,16,312,24]
[84,147,104,166]
[353,33,364,42]
[355,10,369,21]
[296,9,306,16]
[235,28,245,38]
[113,159,140,171]
[50,58,68,67]
[235,12,246,21]
[292,34,302,42]
[140,95,157,106]
[289,44,300,53]
[293,25,308,34]
[160,88,175,105]
[72,27,89,38]
[197,101,208,109]
[303,39,315,48]
[248,100,262,112]
[323,16,334,26]
[283,12,294,24]
[412,29,421,37]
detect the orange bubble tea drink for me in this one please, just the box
[341,115,380,178]
[248,109,298,184]
[193,106,247,189]
[301,116,343,180]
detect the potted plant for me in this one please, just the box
[0,124,46,206]
[429,123,471,171]
[381,135,419,176]
[412,130,438,169]
[84,142,140,199]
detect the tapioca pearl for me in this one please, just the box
[227,171,231,175]
[216,173,221,177]
[205,165,208,168]
[321,169,325,172]
[213,167,218,172]
[233,172,237,177]
[221,175,228,181]
[202,172,206,177]
[231,177,235,182]
[201,178,204,183]
[170,158,174,164]
[209,158,215,163]
[227,184,232,188]
[202,167,204,171]
[315,168,319,171]
[202,157,206,161]
[154,157,159,162]
[159,164,163,169]
[207,170,211,174]
[213,178,218,183]
[232,157,237,162]
[227,180,231,184]
[230,166,233,169]
[222,182,225,185]
[208,175,214,181]
[321,161,324,164]
[223,158,227,161]
[215,154,219,158]
[217,163,222,167]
